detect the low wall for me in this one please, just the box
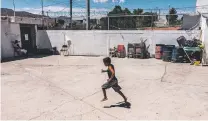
[37,30,200,56]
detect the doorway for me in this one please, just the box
[20,24,36,55]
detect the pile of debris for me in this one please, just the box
[109,39,150,59]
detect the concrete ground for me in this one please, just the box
[1,56,208,120]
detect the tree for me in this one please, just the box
[141,12,158,27]
[108,6,135,29]
[100,5,158,30]
[133,8,143,15]
[166,8,178,26]
[133,8,143,28]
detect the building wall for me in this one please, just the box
[1,21,21,59]
[37,30,200,56]
[196,0,208,16]
[1,20,38,59]
[201,16,208,61]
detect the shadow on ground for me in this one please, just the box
[104,101,131,109]
[1,55,52,63]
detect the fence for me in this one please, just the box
[39,13,196,30]
[99,14,184,30]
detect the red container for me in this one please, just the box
[155,44,164,59]
[155,53,162,59]
[117,45,125,52]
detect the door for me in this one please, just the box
[20,25,33,53]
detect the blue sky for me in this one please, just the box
[1,0,197,16]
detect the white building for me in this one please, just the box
[196,0,208,63]
[1,16,42,59]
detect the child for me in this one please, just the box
[101,57,127,102]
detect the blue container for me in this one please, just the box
[171,48,177,62]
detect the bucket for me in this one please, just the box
[194,61,200,66]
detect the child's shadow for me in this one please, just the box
[104,101,131,109]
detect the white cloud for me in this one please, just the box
[93,0,125,3]
[93,0,108,3]
[112,0,125,3]
[16,6,109,19]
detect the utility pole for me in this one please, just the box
[108,15,110,30]
[86,0,90,30]
[41,0,44,28]
[70,0,73,29]
[151,9,153,30]
[168,4,170,27]
[13,0,15,19]
[159,9,161,20]
[46,11,49,16]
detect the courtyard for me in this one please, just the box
[1,56,208,120]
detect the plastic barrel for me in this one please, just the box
[171,48,177,62]
[155,44,165,59]
[163,51,172,62]
[163,45,175,62]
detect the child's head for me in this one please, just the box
[103,57,111,66]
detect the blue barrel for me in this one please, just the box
[171,48,177,62]
[163,51,172,62]
[163,45,175,62]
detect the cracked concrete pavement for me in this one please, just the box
[1,56,208,120]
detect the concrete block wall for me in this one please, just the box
[37,30,200,56]
[1,21,21,59]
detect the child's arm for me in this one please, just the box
[101,69,107,73]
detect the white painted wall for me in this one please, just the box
[202,18,208,60]
[13,16,42,25]
[1,21,21,59]
[37,30,200,56]
[196,0,208,17]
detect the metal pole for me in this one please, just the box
[46,11,49,16]
[13,0,15,19]
[168,5,170,27]
[41,0,44,28]
[159,9,161,20]
[108,16,109,30]
[86,0,90,30]
[70,0,73,29]
[151,10,153,30]
[151,14,153,30]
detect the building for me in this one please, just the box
[1,16,42,59]
[196,0,208,63]
[154,18,167,27]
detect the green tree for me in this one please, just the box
[166,8,178,26]
[100,6,158,30]
[108,6,135,29]
[133,8,143,28]
[133,8,143,15]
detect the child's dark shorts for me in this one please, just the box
[102,80,121,92]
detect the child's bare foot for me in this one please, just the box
[101,98,108,102]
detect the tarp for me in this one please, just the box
[181,15,200,30]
